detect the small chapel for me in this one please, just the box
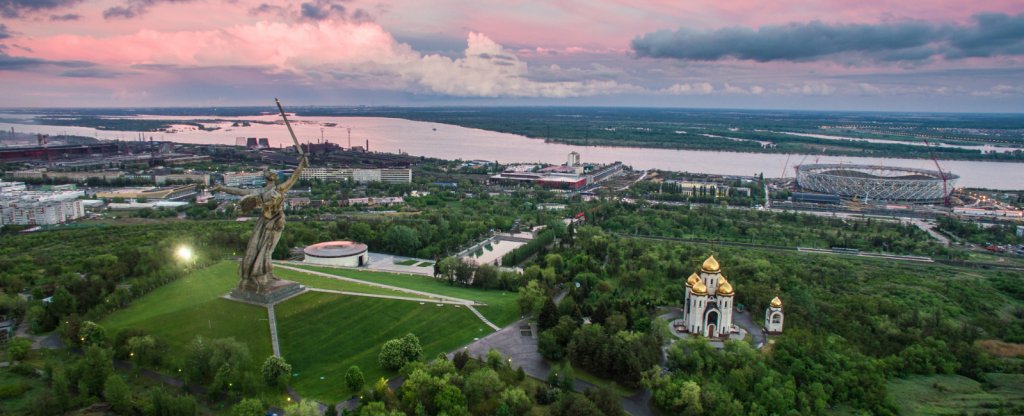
[680,255,785,339]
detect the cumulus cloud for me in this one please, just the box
[632,12,1024,64]
[0,0,80,18]
[10,20,641,98]
[104,0,194,19]
[660,82,714,95]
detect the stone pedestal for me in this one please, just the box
[229,279,304,305]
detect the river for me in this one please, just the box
[1,115,1021,189]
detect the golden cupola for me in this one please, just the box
[692,279,708,296]
[701,255,720,273]
[770,296,782,308]
[717,276,734,296]
[686,272,700,287]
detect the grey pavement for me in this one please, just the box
[365,253,435,276]
[268,304,281,357]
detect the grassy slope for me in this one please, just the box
[275,291,491,402]
[285,264,521,327]
[887,374,1024,415]
[100,261,273,368]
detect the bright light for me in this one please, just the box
[176,246,194,261]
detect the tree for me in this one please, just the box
[437,257,460,284]
[79,346,113,398]
[498,388,533,416]
[6,337,31,363]
[104,374,132,415]
[400,333,423,363]
[486,348,505,369]
[346,365,365,391]
[127,335,162,368]
[79,321,107,347]
[464,367,504,405]
[434,384,468,416]
[384,225,420,255]
[283,399,320,416]
[262,356,292,388]
[231,398,265,416]
[517,280,545,317]
[539,296,559,330]
[379,338,406,371]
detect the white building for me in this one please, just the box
[681,256,735,338]
[567,151,581,167]
[764,296,784,334]
[223,172,266,188]
[0,190,85,226]
[0,180,27,193]
[299,167,412,184]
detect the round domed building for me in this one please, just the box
[302,241,369,267]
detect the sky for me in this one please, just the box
[1,0,1023,111]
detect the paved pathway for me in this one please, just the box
[275,263,478,305]
[466,305,501,331]
[267,304,281,357]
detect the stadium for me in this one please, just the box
[796,164,957,202]
[302,241,370,267]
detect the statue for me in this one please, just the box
[213,156,307,293]
[213,98,308,302]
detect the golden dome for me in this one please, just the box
[717,276,734,296]
[686,272,700,287]
[701,255,720,273]
[770,296,782,308]
[692,279,707,296]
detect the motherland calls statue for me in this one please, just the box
[213,99,307,303]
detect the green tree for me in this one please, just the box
[517,280,545,317]
[464,367,504,405]
[262,356,292,388]
[539,296,558,330]
[434,384,468,416]
[283,399,320,416]
[5,337,31,363]
[79,321,107,347]
[104,374,132,415]
[231,398,265,416]
[498,388,533,416]
[346,365,365,391]
[384,225,420,255]
[79,346,113,398]
[400,333,423,363]
[379,339,406,371]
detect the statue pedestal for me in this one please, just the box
[229,279,304,305]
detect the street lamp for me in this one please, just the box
[176,245,194,262]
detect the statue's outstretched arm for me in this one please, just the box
[212,185,252,196]
[279,156,307,192]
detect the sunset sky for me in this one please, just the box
[1,0,1023,111]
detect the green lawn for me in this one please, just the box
[283,264,522,327]
[275,291,492,402]
[101,261,273,370]
[395,259,419,266]
[886,374,1024,415]
[274,268,432,300]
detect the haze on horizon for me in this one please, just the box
[1,0,1023,112]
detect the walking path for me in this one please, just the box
[275,263,478,305]
[267,305,281,357]
[466,305,501,331]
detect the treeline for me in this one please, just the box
[936,216,1023,245]
[280,194,566,260]
[588,201,955,257]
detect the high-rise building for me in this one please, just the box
[567,151,581,167]
[0,190,85,226]
[299,167,412,184]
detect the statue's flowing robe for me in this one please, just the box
[238,187,285,293]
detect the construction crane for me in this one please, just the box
[923,140,950,206]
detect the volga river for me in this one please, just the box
[1,115,1021,189]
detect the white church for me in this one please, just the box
[681,255,784,339]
